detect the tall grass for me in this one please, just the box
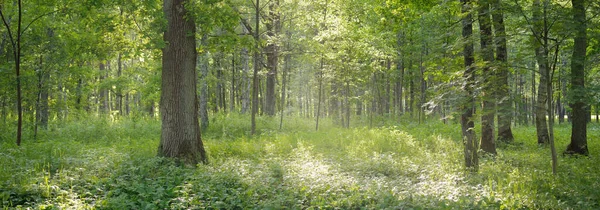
[1,113,598,209]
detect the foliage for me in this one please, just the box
[1,115,599,209]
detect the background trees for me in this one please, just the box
[0,0,597,166]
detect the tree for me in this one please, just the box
[532,0,549,145]
[0,0,23,146]
[265,0,280,116]
[478,0,497,154]
[565,0,588,155]
[158,0,207,164]
[461,0,478,171]
[492,0,514,143]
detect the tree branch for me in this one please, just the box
[20,9,62,37]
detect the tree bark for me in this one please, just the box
[0,0,23,145]
[265,0,280,116]
[492,0,514,143]
[565,0,588,155]
[251,0,260,135]
[198,35,209,130]
[478,0,496,154]
[241,45,250,114]
[533,0,549,144]
[396,32,404,118]
[461,0,478,171]
[158,0,207,165]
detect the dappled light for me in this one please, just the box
[2,115,599,208]
[0,0,599,208]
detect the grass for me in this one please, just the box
[1,113,599,209]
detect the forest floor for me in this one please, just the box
[1,114,599,209]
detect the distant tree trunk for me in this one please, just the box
[565,0,588,155]
[251,0,260,135]
[198,35,209,130]
[492,0,514,143]
[478,0,496,154]
[279,51,289,129]
[396,31,404,118]
[533,0,549,144]
[158,0,207,164]
[315,57,323,131]
[461,0,478,171]
[36,56,49,130]
[215,55,225,113]
[241,46,250,114]
[230,53,236,112]
[345,80,350,128]
[117,53,123,115]
[99,62,109,114]
[557,69,565,124]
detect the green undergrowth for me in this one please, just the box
[1,114,599,209]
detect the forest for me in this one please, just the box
[1,0,599,209]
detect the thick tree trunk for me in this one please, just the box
[478,0,496,154]
[158,0,207,165]
[492,0,514,143]
[265,0,280,116]
[565,0,588,155]
[461,0,478,171]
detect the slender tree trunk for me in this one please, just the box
[251,0,260,135]
[230,53,236,112]
[533,0,549,144]
[241,46,250,114]
[396,31,404,118]
[461,0,478,171]
[117,53,123,115]
[198,35,209,130]
[315,57,323,131]
[492,0,514,143]
[279,52,289,129]
[158,0,207,164]
[36,55,49,130]
[0,0,23,145]
[478,0,496,154]
[565,0,588,155]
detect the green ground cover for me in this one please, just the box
[1,114,599,209]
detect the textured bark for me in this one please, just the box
[565,0,588,155]
[461,0,478,171]
[533,0,549,144]
[492,0,513,143]
[265,0,280,116]
[158,0,207,165]
[478,0,496,154]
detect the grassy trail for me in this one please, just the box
[1,114,599,209]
